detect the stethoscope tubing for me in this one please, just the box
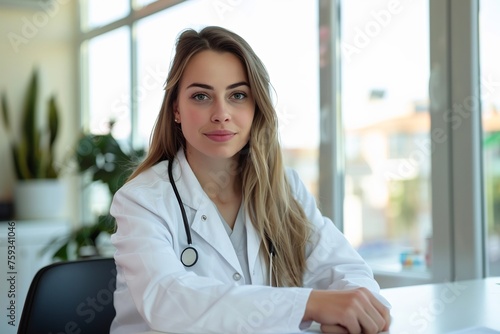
[167,157,275,279]
[168,159,198,267]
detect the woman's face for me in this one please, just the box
[175,50,255,162]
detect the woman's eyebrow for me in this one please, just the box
[186,81,249,90]
[186,82,213,90]
[226,81,249,90]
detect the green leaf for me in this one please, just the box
[23,70,39,179]
[44,95,60,179]
[75,135,100,172]
[97,214,116,233]
[53,243,70,261]
[14,137,32,179]
[47,95,59,147]
[75,132,137,194]
[34,130,44,178]
[0,93,10,131]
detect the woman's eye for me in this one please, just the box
[232,92,246,100]
[192,93,208,101]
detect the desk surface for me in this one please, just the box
[380,277,500,334]
[139,277,500,334]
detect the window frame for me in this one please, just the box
[79,0,487,287]
[319,0,485,287]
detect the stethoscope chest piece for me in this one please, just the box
[181,246,198,267]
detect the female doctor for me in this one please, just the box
[110,26,391,334]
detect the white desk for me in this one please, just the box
[380,277,500,334]
[139,277,500,334]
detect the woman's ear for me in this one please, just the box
[173,103,180,122]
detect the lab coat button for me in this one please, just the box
[201,215,207,221]
[232,273,242,281]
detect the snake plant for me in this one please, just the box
[0,69,60,179]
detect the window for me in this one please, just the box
[480,0,500,276]
[321,1,488,286]
[84,26,131,218]
[80,0,492,286]
[135,0,320,191]
[80,0,319,219]
[340,0,430,273]
[86,27,131,137]
[81,0,129,31]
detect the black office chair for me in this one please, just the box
[18,258,117,334]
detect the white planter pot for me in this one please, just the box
[14,179,67,220]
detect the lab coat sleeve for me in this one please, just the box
[110,177,312,334]
[286,168,391,308]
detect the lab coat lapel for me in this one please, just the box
[173,151,243,274]
[190,205,243,273]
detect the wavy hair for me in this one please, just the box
[128,26,312,287]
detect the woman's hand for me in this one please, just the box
[303,287,391,334]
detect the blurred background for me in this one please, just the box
[0,1,499,331]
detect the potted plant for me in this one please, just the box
[43,121,145,260]
[0,69,64,220]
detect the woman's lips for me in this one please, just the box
[204,130,236,142]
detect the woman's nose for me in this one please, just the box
[211,100,230,123]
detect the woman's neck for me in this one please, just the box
[185,150,242,204]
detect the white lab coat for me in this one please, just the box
[110,150,388,334]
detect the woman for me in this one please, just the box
[110,26,391,334]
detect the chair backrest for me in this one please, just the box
[18,258,116,334]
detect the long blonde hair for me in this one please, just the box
[129,26,312,287]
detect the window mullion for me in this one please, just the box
[318,0,344,231]
[449,0,485,280]
[130,22,138,149]
[428,0,454,284]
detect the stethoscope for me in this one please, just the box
[168,159,277,284]
[168,159,198,267]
